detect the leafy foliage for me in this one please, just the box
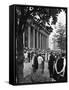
[53,23,66,51]
[16,6,66,33]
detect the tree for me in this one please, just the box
[53,23,66,52]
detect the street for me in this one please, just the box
[23,61,55,83]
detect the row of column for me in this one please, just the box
[23,26,48,50]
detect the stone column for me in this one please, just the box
[47,37,49,49]
[42,35,45,49]
[33,28,35,49]
[44,36,45,50]
[46,37,49,50]
[43,36,44,50]
[43,35,44,49]
[44,36,46,49]
[28,26,31,48]
[37,31,38,48]
[42,35,44,50]
[40,33,41,49]
[23,32,25,47]
[41,35,43,49]
[45,37,47,49]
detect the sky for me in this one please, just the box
[49,10,66,50]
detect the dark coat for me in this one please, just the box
[48,54,55,69]
[33,55,38,70]
[57,57,64,72]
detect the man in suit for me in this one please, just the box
[48,52,56,78]
[32,52,38,73]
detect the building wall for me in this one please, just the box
[23,24,49,50]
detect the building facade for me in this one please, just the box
[23,18,52,50]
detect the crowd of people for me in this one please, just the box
[23,48,67,82]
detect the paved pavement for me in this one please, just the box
[23,61,56,83]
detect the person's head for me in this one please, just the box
[61,53,65,57]
[24,50,26,53]
[50,52,53,55]
[42,54,45,57]
[33,51,37,56]
[38,53,41,56]
[53,52,55,56]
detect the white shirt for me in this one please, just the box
[24,52,28,59]
[38,56,43,64]
[32,55,35,65]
